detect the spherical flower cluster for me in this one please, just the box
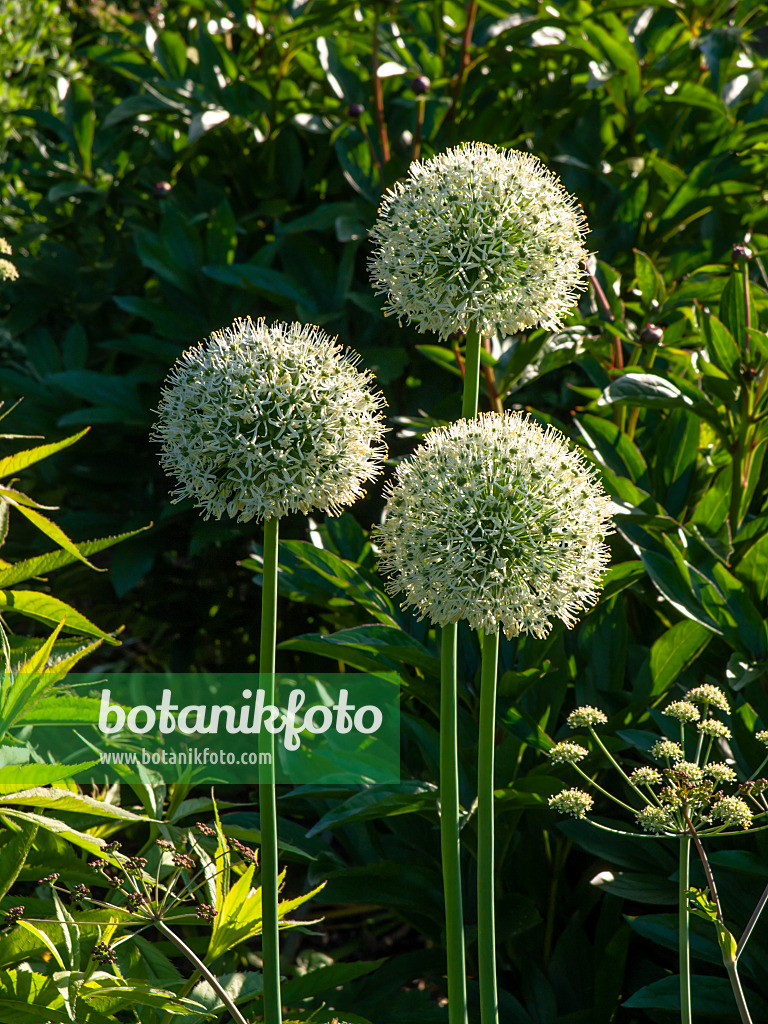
[153,318,387,522]
[375,412,613,638]
[368,143,589,340]
[548,788,593,818]
[687,685,730,713]
[713,796,752,830]
[636,806,677,834]
[662,700,699,723]
[629,766,662,786]
[650,739,684,762]
[706,763,737,784]
[548,741,589,765]
[697,719,731,740]
[567,706,607,729]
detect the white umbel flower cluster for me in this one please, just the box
[375,412,613,638]
[368,143,589,340]
[0,237,18,282]
[153,318,387,522]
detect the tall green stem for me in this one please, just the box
[260,515,282,1024]
[440,626,468,1024]
[679,836,692,1024]
[438,323,482,1021]
[477,627,500,1024]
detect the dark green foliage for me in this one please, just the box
[2,0,768,1021]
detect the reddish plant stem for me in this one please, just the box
[372,10,390,167]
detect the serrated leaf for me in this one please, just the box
[0,430,89,480]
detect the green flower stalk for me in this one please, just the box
[154,317,387,1024]
[370,141,591,1024]
[376,411,612,1024]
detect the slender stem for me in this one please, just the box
[725,960,754,1024]
[440,626,468,1024]
[413,98,425,162]
[438,322,482,1022]
[477,628,500,1024]
[684,810,723,923]
[154,919,249,1024]
[462,325,482,419]
[482,336,503,413]
[371,9,390,166]
[444,0,477,126]
[736,880,768,960]
[679,836,692,1024]
[260,515,282,1024]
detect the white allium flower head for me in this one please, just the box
[153,317,387,522]
[567,706,607,729]
[368,143,589,340]
[375,412,613,638]
[548,741,589,765]
[548,788,593,818]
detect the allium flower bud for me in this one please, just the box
[567,706,607,729]
[548,741,589,765]
[153,318,387,522]
[369,142,589,339]
[375,411,613,638]
[662,700,699,723]
[686,685,729,713]
[548,788,593,818]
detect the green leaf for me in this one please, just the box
[203,264,317,311]
[583,21,640,96]
[0,526,150,588]
[280,959,385,1003]
[649,620,712,695]
[633,249,666,309]
[575,414,650,487]
[735,531,768,601]
[599,373,695,410]
[280,624,438,677]
[590,871,678,904]
[4,502,100,572]
[690,467,730,535]
[719,267,758,352]
[64,81,95,177]
[0,430,89,480]
[0,821,38,899]
[0,591,117,642]
[624,974,766,1013]
[654,409,699,517]
[0,763,98,793]
[305,782,438,837]
[700,310,741,379]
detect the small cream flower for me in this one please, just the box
[369,142,589,339]
[713,796,752,830]
[686,685,730,714]
[153,318,387,522]
[706,763,737,784]
[697,720,731,740]
[548,788,593,818]
[650,739,684,762]
[375,412,613,638]
[662,700,699,723]
[0,237,17,282]
[548,741,589,765]
[636,806,677,834]
[630,766,662,786]
[567,706,607,729]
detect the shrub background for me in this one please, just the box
[2,1,768,1020]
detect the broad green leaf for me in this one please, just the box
[280,624,437,676]
[649,620,712,695]
[633,249,666,309]
[590,871,677,904]
[699,310,740,379]
[280,959,385,1003]
[0,763,98,793]
[1,808,124,858]
[0,787,146,819]
[0,430,89,480]
[690,467,730,535]
[654,408,699,516]
[624,974,767,1013]
[65,81,95,176]
[719,267,758,352]
[574,414,649,487]
[305,782,438,837]
[0,820,38,899]
[735,531,768,601]
[203,264,317,311]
